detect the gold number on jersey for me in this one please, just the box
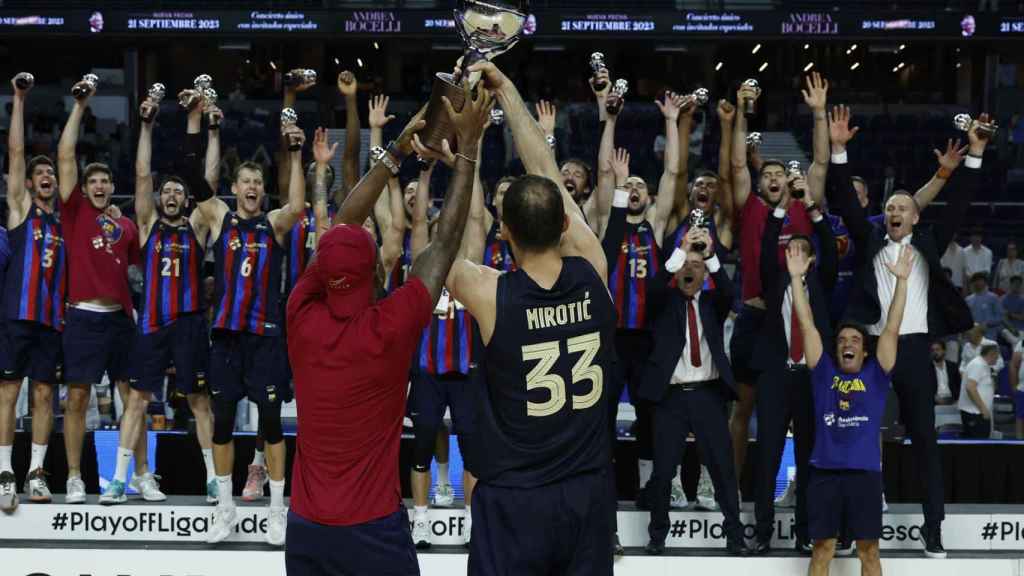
[41,248,55,269]
[628,257,648,279]
[240,256,253,278]
[305,231,316,250]
[522,331,604,417]
[160,257,181,278]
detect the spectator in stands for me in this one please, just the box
[1010,341,1024,438]
[1003,276,1024,333]
[932,341,962,405]
[966,272,1004,340]
[942,240,967,293]
[994,241,1024,294]
[964,229,993,279]
[959,344,1000,439]
[960,323,1005,374]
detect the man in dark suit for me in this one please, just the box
[751,182,838,555]
[827,105,986,558]
[931,340,962,404]
[638,227,748,556]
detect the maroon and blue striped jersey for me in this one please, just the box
[284,204,337,295]
[138,221,204,335]
[609,220,661,330]
[212,213,284,336]
[3,205,66,330]
[385,228,412,294]
[483,221,516,272]
[418,289,473,376]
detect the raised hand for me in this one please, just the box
[463,60,508,92]
[934,138,968,171]
[207,105,224,127]
[445,81,493,153]
[717,99,736,124]
[589,68,611,99]
[411,133,456,168]
[801,71,829,111]
[737,83,760,108]
[967,112,992,156]
[786,242,812,277]
[313,127,339,165]
[610,147,630,186]
[140,101,158,122]
[536,100,556,136]
[337,71,357,97]
[829,105,860,149]
[11,73,33,97]
[655,91,685,122]
[682,226,703,253]
[368,95,395,129]
[884,245,916,280]
[282,124,306,151]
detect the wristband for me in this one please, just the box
[612,188,630,208]
[936,166,953,180]
[831,150,849,164]
[666,248,688,274]
[455,153,477,164]
[705,254,721,274]
[385,140,408,165]
[965,155,983,169]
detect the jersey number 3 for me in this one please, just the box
[522,331,603,417]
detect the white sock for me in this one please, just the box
[202,449,215,482]
[464,505,472,532]
[0,445,12,473]
[437,462,450,486]
[216,475,234,508]
[672,467,683,487]
[251,450,265,467]
[29,443,48,471]
[269,478,285,509]
[114,447,133,483]
[414,505,428,518]
[638,459,654,487]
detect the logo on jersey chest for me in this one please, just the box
[96,214,124,245]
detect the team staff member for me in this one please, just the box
[100,96,217,505]
[286,83,490,575]
[2,74,66,506]
[0,224,12,509]
[828,105,984,558]
[57,76,144,505]
[789,241,914,576]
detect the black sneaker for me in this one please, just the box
[922,524,947,559]
[794,538,812,555]
[645,539,666,556]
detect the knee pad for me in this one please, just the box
[260,403,284,445]
[212,399,237,445]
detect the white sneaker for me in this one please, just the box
[130,473,167,502]
[24,468,52,503]
[695,466,718,511]
[882,492,889,513]
[432,483,455,507]
[462,510,472,547]
[412,515,431,549]
[65,476,86,504]
[774,478,797,508]
[207,505,238,544]
[670,478,688,509]
[0,471,18,512]
[266,506,287,546]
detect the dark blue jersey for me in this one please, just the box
[476,256,616,488]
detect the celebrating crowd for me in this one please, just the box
[0,56,994,576]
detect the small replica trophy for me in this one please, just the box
[746,132,763,149]
[689,208,709,253]
[281,108,302,151]
[284,69,317,89]
[589,52,608,91]
[605,79,628,116]
[787,161,806,199]
[141,83,165,123]
[954,113,998,140]
[741,78,760,116]
[72,73,99,99]
[680,88,710,114]
[14,72,34,90]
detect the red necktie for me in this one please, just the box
[790,299,804,363]
[687,299,702,367]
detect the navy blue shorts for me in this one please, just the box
[409,371,473,436]
[468,469,613,576]
[808,467,883,541]
[729,304,765,383]
[3,320,63,384]
[209,330,292,405]
[130,313,210,395]
[285,509,419,576]
[0,319,11,378]
[62,307,135,384]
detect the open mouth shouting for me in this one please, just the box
[564,179,577,195]
[38,178,55,195]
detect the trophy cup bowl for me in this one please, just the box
[419,0,528,152]
[15,72,34,90]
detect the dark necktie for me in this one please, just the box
[687,299,702,367]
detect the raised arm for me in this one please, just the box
[410,167,431,259]
[134,100,158,234]
[671,101,695,221]
[205,105,223,193]
[787,244,824,369]
[878,246,914,373]
[276,70,316,201]
[270,123,308,241]
[731,84,760,212]
[828,105,871,259]
[409,85,492,303]
[601,148,631,269]
[58,78,95,202]
[802,72,830,205]
[7,75,31,226]
[934,117,988,253]
[809,204,838,293]
[715,100,737,249]
[462,143,488,265]
[594,103,618,238]
[368,94,393,151]
[469,60,607,284]
[912,139,967,210]
[337,71,362,195]
[653,92,684,246]
[310,127,339,240]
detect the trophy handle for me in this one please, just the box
[455,48,487,87]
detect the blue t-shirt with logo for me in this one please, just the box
[810,354,890,472]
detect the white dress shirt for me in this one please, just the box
[935,361,952,402]
[871,235,929,336]
[959,355,996,417]
[782,281,808,365]
[671,291,719,385]
[941,243,967,289]
[960,337,1005,374]
[964,244,994,279]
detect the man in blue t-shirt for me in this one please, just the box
[787,239,913,576]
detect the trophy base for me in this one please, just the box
[419,72,468,153]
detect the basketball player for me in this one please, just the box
[1,74,66,507]
[57,77,146,505]
[187,95,308,545]
[448,60,616,576]
[99,97,216,504]
[481,176,517,272]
